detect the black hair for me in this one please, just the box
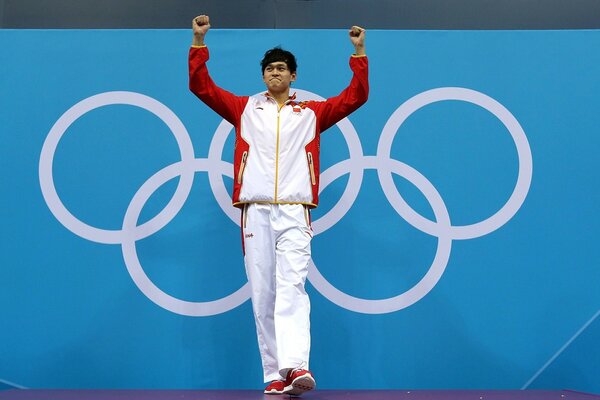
[260,46,297,74]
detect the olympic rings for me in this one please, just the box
[39,87,532,316]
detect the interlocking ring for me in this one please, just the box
[40,87,532,316]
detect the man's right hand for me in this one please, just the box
[192,15,210,46]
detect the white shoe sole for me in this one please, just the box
[284,374,316,396]
[264,389,285,395]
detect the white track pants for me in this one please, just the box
[242,203,312,382]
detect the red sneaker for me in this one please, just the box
[283,369,316,396]
[264,380,286,395]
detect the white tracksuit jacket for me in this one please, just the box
[188,46,369,209]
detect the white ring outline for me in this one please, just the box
[121,160,250,316]
[377,87,533,240]
[308,155,452,314]
[39,91,196,244]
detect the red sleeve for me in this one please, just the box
[188,46,249,125]
[305,55,369,132]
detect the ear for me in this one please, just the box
[291,72,297,82]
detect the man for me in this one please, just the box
[189,15,368,396]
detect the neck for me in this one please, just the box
[268,89,291,107]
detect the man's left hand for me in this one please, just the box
[349,26,366,55]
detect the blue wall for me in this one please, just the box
[1,29,599,392]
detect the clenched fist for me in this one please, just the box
[349,25,366,56]
[192,15,210,46]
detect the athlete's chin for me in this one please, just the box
[267,83,288,91]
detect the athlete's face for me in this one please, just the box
[262,62,296,93]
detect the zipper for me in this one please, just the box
[307,152,316,185]
[274,105,283,200]
[237,151,248,184]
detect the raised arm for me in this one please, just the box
[305,26,369,132]
[189,15,248,125]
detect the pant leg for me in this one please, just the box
[243,203,280,382]
[272,204,313,375]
